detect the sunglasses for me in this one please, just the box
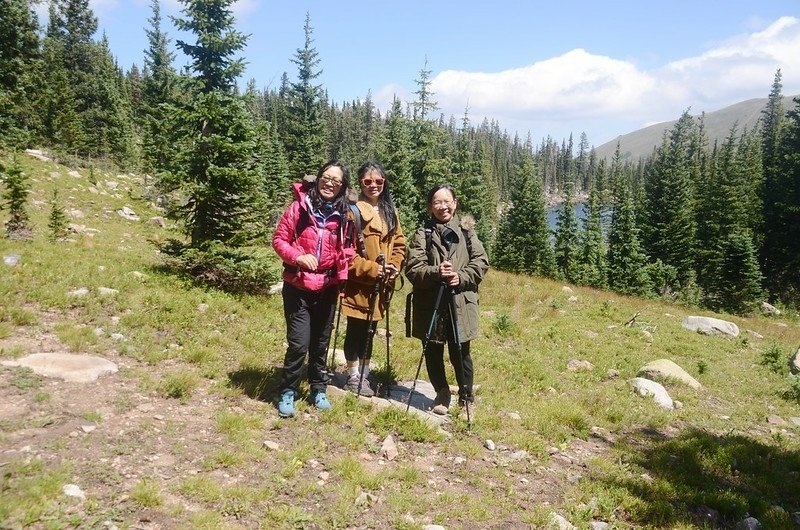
[361,177,385,187]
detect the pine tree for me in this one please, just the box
[47,189,69,242]
[554,183,581,283]
[708,232,764,314]
[1,156,32,240]
[283,13,326,178]
[640,111,697,286]
[579,185,607,288]
[493,152,555,276]
[165,0,259,247]
[0,0,40,147]
[377,96,417,230]
[141,0,177,174]
[607,184,651,296]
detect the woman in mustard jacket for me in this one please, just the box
[340,161,406,397]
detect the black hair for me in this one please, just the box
[357,160,399,235]
[426,183,459,208]
[307,160,351,215]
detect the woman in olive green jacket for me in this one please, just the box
[340,161,406,397]
[405,183,489,415]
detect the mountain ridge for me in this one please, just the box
[593,94,799,161]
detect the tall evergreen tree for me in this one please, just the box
[0,0,40,147]
[377,96,417,230]
[283,13,326,178]
[554,183,581,283]
[607,184,651,296]
[708,232,764,314]
[141,0,178,174]
[640,111,697,285]
[579,185,607,288]
[164,0,259,246]
[493,152,555,277]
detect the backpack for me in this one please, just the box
[345,203,367,258]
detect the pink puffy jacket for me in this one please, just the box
[272,182,354,292]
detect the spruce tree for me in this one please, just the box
[165,0,259,247]
[554,183,581,283]
[0,0,40,148]
[607,184,651,296]
[708,232,764,314]
[47,189,69,242]
[283,13,326,178]
[640,111,697,286]
[377,96,417,230]
[1,156,32,240]
[579,185,607,288]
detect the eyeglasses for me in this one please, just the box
[319,175,343,187]
[361,177,385,187]
[432,200,454,208]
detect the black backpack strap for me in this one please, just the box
[347,203,367,258]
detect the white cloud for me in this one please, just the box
[374,16,800,144]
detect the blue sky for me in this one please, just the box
[47,0,800,147]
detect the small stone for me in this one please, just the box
[380,435,398,461]
[197,303,208,313]
[93,327,105,337]
[747,329,764,339]
[153,415,164,421]
[110,333,125,342]
[422,526,446,530]
[561,286,574,294]
[567,359,594,371]
[318,471,330,481]
[63,484,86,499]
[767,414,787,426]
[507,411,521,421]
[453,456,467,465]
[734,516,762,530]
[129,271,148,281]
[263,440,280,451]
[568,295,578,303]
[4,254,21,267]
[484,439,496,451]
[68,287,90,297]
[549,512,576,530]
[81,425,96,433]
[607,368,620,378]
[567,474,582,484]
[269,282,284,295]
[790,417,800,427]
[98,287,118,296]
[589,523,609,530]
[510,450,528,460]
[584,330,599,339]
[355,491,377,507]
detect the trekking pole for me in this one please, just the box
[325,292,344,377]
[380,275,402,398]
[357,253,385,397]
[406,282,446,413]
[447,286,471,429]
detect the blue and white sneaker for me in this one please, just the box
[312,390,332,411]
[278,389,295,417]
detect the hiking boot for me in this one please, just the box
[431,388,451,415]
[312,390,332,411]
[344,374,374,397]
[278,389,295,418]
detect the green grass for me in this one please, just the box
[1,153,799,528]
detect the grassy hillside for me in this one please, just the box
[1,152,799,529]
[594,95,799,162]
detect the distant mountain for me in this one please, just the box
[593,95,799,162]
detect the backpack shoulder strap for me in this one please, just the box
[461,227,473,259]
[347,203,367,257]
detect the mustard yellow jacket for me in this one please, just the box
[341,200,406,320]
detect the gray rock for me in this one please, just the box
[567,359,594,371]
[269,281,284,295]
[2,353,118,383]
[129,271,148,281]
[68,287,90,297]
[149,216,166,228]
[734,517,761,530]
[97,287,118,296]
[747,329,764,339]
[355,491,377,507]
[638,359,702,389]
[761,302,781,315]
[63,484,86,499]
[68,209,85,219]
[117,206,140,221]
[791,348,800,375]
[767,414,787,426]
[3,254,20,267]
[380,434,398,461]
[422,526,446,530]
[484,439,496,451]
[68,170,81,178]
[630,377,674,410]
[682,316,739,337]
[589,522,609,530]
[568,295,578,303]
[263,440,280,451]
[607,368,620,378]
[548,513,576,530]
[561,286,574,294]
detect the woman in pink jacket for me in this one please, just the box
[272,161,354,417]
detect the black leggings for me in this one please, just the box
[280,282,338,393]
[343,316,378,362]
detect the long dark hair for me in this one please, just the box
[307,160,350,215]
[357,160,399,235]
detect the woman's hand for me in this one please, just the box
[383,263,400,280]
[439,261,459,286]
[295,254,318,271]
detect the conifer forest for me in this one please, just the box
[2,0,799,314]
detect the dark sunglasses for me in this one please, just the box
[361,177,385,187]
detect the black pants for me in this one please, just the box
[343,316,378,362]
[280,282,338,393]
[425,333,474,403]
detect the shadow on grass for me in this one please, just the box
[227,366,282,403]
[604,427,800,528]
